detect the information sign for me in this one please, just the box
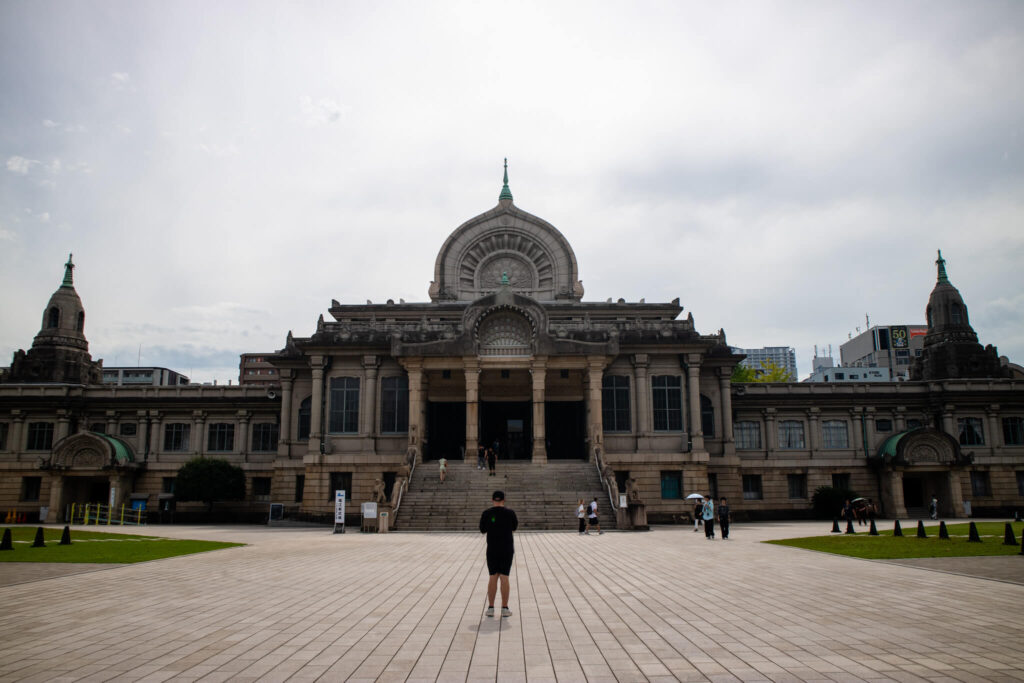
[362,502,378,519]
[333,490,346,533]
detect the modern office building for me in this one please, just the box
[730,346,798,379]
[239,354,280,386]
[840,324,927,379]
[102,367,190,386]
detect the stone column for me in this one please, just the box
[405,358,424,463]
[237,410,250,462]
[192,410,206,456]
[279,371,293,455]
[807,407,820,457]
[942,404,956,437]
[986,404,1001,452]
[10,411,23,462]
[686,354,704,453]
[464,358,480,457]
[531,358,547,463]
[46,475,64,524]
[585,356,605,462]
[717,368,734,445]
[763,408,777,456]
[895,406,907,432]
[105,410,117,437]
[850,409,865,458]
[361,355,380,439]
[947,470,965,517]
[55,409,71,443]
[136,410,148,455]
[309,356,325,456]
[864,407,877,455]
[632,354,649,436]
[149,410,162,461]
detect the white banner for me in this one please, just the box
[334,490,347,524]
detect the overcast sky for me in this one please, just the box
[2,1,1022,383]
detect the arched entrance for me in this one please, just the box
[873,428,969,518]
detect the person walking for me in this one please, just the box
[929,496,938,520]
[586,497,603,535]
[487,447,497,477]
[476,443,486,471]
[702,495,715,539]
[718,497,730,540]
[479,490,518,618]
[693,498,704,532]
[841,499,854,526]
[438,457,448,483]
[576,498,587,535]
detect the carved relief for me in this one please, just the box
[477,311,533,356]
[478,255,535,291]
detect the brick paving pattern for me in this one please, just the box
[0,521,1022,682]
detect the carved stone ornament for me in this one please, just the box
[478,255,535,291]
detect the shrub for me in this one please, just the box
[175,457,246,513]
[811,485,860,519]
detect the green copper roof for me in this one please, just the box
[499,158,513,201]
[876,430,911,459]
[935,249,949,285]
[61,253,75,288]
[90,432,135,464]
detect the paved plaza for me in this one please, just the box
[1,521,1022,682]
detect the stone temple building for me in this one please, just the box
[1,166,1023,527]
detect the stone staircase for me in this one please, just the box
[394,459,615,532]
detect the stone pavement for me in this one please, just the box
[0,521,1022,682]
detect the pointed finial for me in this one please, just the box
[936,249,949,284]
[61,253,75,288]
[499,158,513,202]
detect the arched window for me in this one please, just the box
[47,307,60,329]
[297,396,312,441]
[76,311,85,332]
[951,304,963,325]
[700,394,715,437]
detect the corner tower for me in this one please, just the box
[910,250,1007,380]
[5,255,103,384]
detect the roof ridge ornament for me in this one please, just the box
[499,158,513,202]
[936,249,949,285]
[61,253,75,288]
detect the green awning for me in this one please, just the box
[89,432,135,464]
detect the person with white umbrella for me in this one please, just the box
[687,493,704,532]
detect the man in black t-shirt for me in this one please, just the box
[479,490,518,618]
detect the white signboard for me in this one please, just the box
[619,494,628,509]
[109,487,117,507]
[333,490,346,533]
[362,502,378,519]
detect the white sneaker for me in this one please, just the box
[486,606,494,617]
[501,607,512,618]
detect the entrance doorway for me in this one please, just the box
[480,401,532,460]
[902,472,949,516]
[64,477,110,506]
[425,402,466,460]
[545,401,586,459]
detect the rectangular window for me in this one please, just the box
[251,477,272,500]
[734,421,761,449]
[252,423,279,452]
[161,477,175,494]
[787,474,807,499]
[958,417,985,446]
[832,473,851,491]
[207,423,235,452]
[329,377,360,433]
[163,423,190,452]
[970,471,992,497]
[380,376,409,433]
[602,375,631,432]
[89,423,105,434]
[26,422,54,450]
[21,476,42,502]
[821,421,849,449]
[1017,471,1024,497]
[907,418,924,430]
[778,420,805,449]
[295,474,305,503]
[707,473,718,501]
[660,471,682,499]
[328,472,352,503]
[1003,417,1024,446]
[875,418,893,433]
[742,474,763,500]
[651,375,683,431]
[0,422,7,450]
[120,422,137,436]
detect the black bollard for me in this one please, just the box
[894,520,903,537]
[1003,522,1017,546]
[917,520,927,538]
[0,528,12,550]
[845,519,855,534]
[31,526,45,548]
[939,521,949,539]
[60,525,72,546]
[968,521,981,543]
[831,519,841,533]
[1020,529,1024,555]
[869,520,878,536]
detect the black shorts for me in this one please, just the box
[588,516,599,526]
[486,548,514,575]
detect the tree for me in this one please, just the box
[174,457,246,513]
[732,359,796,383]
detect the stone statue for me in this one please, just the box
[626,477,641,502]
[371,478,386,505]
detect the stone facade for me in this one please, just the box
[1,178,1023,524]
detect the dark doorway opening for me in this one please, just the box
[481,401,532,460]
[65,477,110,505]
[902,476,924,508]
[545,401,586,459]
[426,402,465,460]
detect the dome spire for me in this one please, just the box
[935,249,949,285]
[62,253,75,288]
[498,158,513,202]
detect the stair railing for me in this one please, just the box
[593,445,616,511]
[392,446,418,519]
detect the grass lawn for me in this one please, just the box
[766,521,1024,559]
[0,526,244,563]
